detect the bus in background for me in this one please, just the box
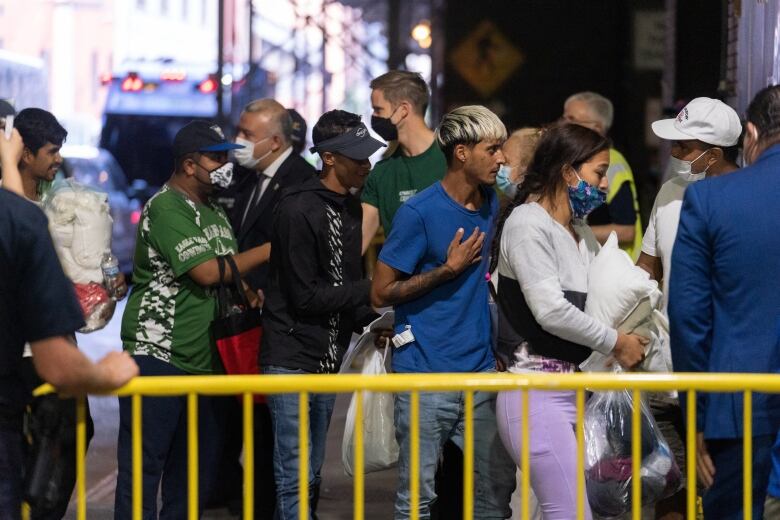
[99,59,271,189]
[0,49,48,111]
[99,60,218,188]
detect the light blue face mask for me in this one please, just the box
[496,164,517,198]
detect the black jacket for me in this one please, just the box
[260,177,373,373]
[229,151,316,291]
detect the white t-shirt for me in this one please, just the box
[641,176,695,314]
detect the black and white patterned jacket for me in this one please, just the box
[260,176,374,373]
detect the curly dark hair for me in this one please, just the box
[488,123,609,273]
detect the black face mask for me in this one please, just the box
[370,115,398,141]
[371,106,400,141]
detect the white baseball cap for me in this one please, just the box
[652,97,742,147]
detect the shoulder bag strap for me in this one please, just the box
[223,255,251,309]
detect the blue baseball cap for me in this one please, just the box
[173,120,243,157]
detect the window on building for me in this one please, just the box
[160,0,168,15]
[182,0,188,19]
[136,0,144,9]
[201,0,207,25]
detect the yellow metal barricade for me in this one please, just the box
[40,371,779,520]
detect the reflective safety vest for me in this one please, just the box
[607,148,643,260]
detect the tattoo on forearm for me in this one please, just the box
[384,265,454,306]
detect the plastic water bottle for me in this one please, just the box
[101,251,121,298]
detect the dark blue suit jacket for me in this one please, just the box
[669,144,780,440]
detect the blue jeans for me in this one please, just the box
[0,415,24,520]
[394,389,516,519]
[114,356,228,520]
[264,365,336,520]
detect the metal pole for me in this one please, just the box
[248,0,254,66]
[429,0,445,125]
[658,0,676,184]
[217,0,225,125]
[321,0,329,114]
[387,0,404,70]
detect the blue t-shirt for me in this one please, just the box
[379,182,497,373]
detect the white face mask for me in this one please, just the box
[233,136,271,169]
[669,149,711,182]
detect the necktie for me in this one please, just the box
[241,174,269,228]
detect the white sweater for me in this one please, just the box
[497,203,618,372]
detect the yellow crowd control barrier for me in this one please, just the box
[39,372,780,520]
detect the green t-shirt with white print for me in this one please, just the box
[121,185,237,374]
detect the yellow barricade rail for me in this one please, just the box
[38,372,780,520]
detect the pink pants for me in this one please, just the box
[496,389,593,520]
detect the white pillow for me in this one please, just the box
[585,232,659,327]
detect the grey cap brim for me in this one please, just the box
[651,118,694,141]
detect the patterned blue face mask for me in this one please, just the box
[567,173,606,219]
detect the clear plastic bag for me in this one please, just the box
[342,344,399,476]
[73,282,116,333]
[584,383,682,518]
[42,178,112,284]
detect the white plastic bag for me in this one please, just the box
[584,375,682,518]
[342,344,399,476]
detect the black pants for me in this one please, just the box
[209,399,277,519]
[114,356,227,520]
[432,441,463,520]
[19,357,95,520]
[0,412,24,520]
[27,396,94,520]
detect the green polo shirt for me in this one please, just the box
[361,141,446,232]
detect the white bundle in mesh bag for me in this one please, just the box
[43,179,113,284]
[42,179,116,333]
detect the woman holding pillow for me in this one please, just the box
[488,123,647,519]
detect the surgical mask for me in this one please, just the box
[233,136,271,169]
[371,105,401,141]
[206,162,234,189]
[568,174,606,219]
[669,149,710,182]
[496,164,517,198]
